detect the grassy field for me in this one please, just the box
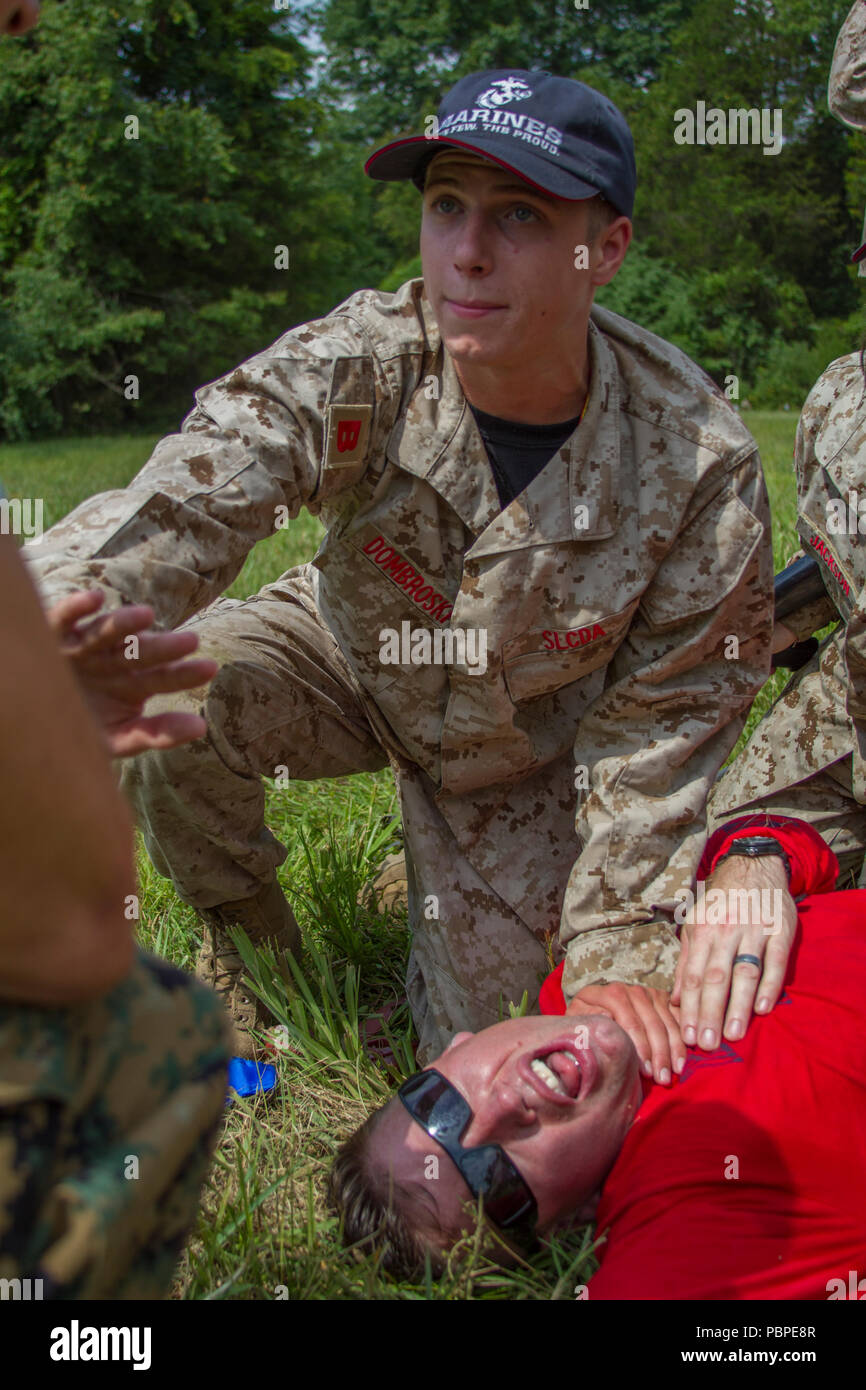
[0,413,806,1300]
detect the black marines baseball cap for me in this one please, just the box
[364,69,636,218]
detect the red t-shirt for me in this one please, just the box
[542,818,866,1299]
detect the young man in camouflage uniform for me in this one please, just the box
[708,6,866,882]
[829,1,866,278]
[26,70,773,1065]
[708,361,866,875]
[668,0,866,1082]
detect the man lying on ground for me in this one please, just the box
[330,817,866,1300]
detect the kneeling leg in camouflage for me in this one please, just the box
[0,950,231,1300]
[119,579,551,1064]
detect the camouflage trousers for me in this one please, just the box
[0,951,231,1300]
[120,575,549,1065]
[709,635,866,887]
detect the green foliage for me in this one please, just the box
[314,0,698,137]
[597,244,819,388]
[596,243,705,358]
[628,0,857,320]
[750,311,865,407]
[379,253,422,293]
[4,0,863,458]
[0,0,389,440]
[507,991,531,1020]
[0,431,162,526]
[585,0,863,390]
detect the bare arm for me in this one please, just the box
[0,533,136,1005]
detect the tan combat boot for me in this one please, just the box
[196,877,301,1059]
[364,850,409,915]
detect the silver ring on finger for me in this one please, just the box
[733,953,761,968]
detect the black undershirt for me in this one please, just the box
[468,402,583,509]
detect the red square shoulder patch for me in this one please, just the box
[325,404,373,468]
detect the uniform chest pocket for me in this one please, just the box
[638,487,764,631]
[501,604,636,704]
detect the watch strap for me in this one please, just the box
[715,835,791,881]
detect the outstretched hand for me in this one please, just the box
[47,590,218,758]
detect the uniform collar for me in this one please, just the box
[384,301,499,533]
[387,290,621,551]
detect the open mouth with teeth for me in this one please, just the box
[518,1035,598,1106]
[529,1051,583,1100]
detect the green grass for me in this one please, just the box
[0,434,165,531]
[0,414,807,1299]
[728,411,802,751]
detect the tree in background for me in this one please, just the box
[314,0,697,132]
[312,0,697,267]
[613,0,859,386]
[2,0,865,436]
[319,0,865,402]
[0,0,388,438]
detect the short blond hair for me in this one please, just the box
[329,1099,528,1280]
[583,192,620,243]
[328,1101,445,1279]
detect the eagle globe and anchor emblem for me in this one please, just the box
[476,77,534,109]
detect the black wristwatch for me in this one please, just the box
[715,835,792,882]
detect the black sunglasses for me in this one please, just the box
[397,1068,538,1244]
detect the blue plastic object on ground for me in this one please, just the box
[226,1057,278,1100]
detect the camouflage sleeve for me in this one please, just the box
[839,435,866,793]
[829,1,866,128]
[22,310,397,629]
[560,449,773,1002]
[792,363,857,645]
[786,411,838,640]
[774,538,836,642]
[844,593,866,799]
[797,356,866,791]
[785,595,837,643]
